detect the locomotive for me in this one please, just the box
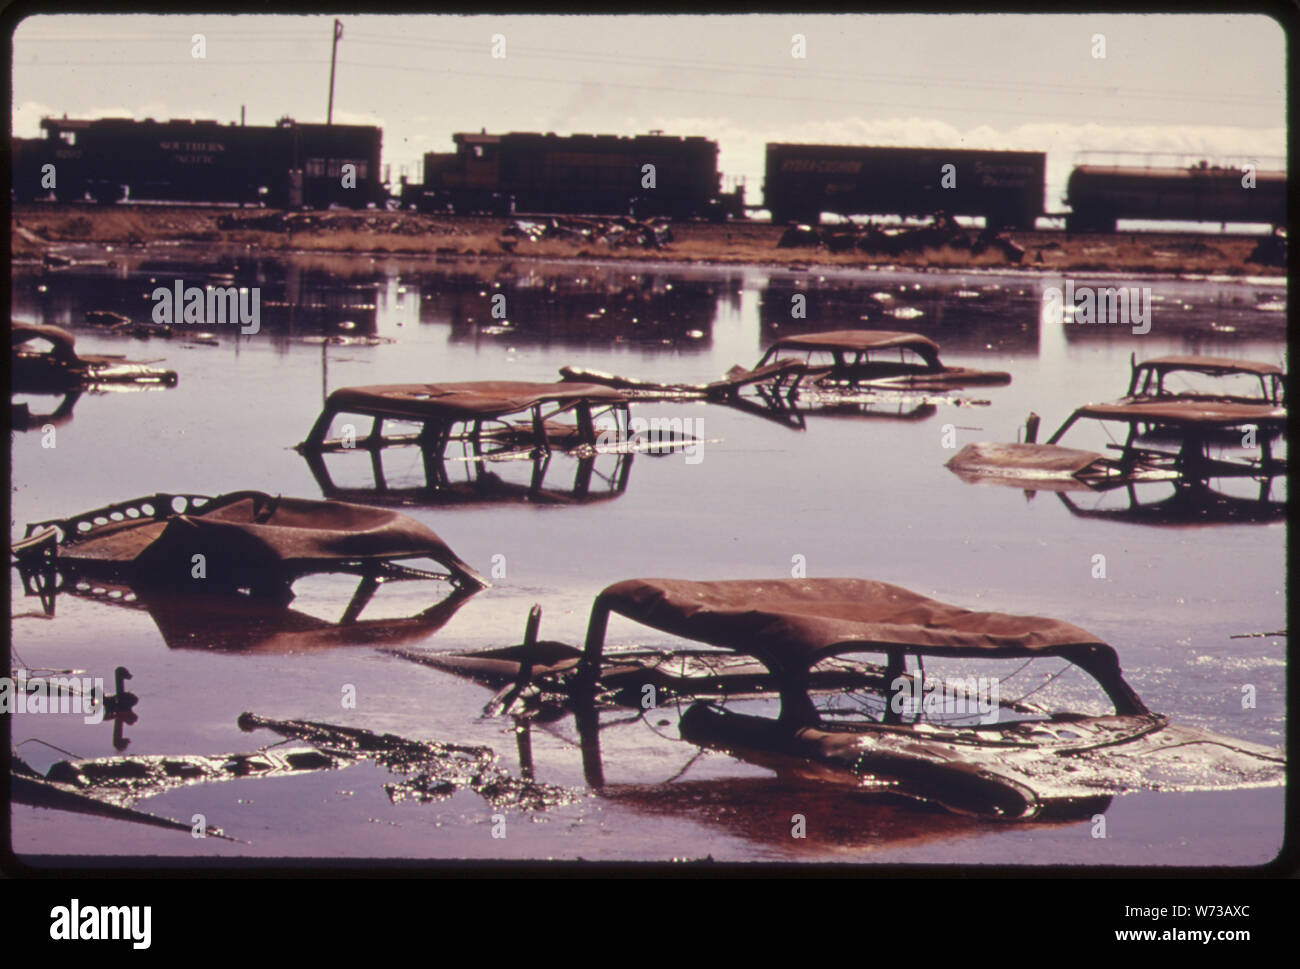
[401,131,742,220]
[763,144,1047,229]
[12,115,385,209]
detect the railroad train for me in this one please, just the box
[400,131,744,221]
[9,115,1287,232]
[1063,161,1286,232]
[763,144,1046,230]
[11,116,385,208]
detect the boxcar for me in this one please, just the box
[411,131,725,219]
[764,143,1045,229]
[1064,163,1286,232]
[13,116,383,209]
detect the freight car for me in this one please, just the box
[12,116,384,209]
[403,131,740,220]
[763,144,1046,229]
[1064,160,1286,232]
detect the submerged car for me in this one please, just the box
[297,380,703,507]
[11,322,178,393]
[1121,353,1285,408]
[388,578,1283,821]
[297,380,635,457]
[560,328,1012,402]
[946,399,1286,492]
[302,434,636,507]
[11,491,486,621]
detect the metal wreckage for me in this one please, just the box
[296,379,703,503]
[8,490,576,835]
[7,342,1285,839]
[388,579,1284,822]
[11,322,179,431]
[560,329,1012,427]
[13,714,579,839]
[946,354,1287,524]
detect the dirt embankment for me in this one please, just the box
[10,204,1285,277]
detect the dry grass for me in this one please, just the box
[10,204,1283,276]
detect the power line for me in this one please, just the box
[15,30,1283,108]
[332,58,1282,128]
[342,31,1284,108]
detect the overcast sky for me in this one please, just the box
[10,13,1286,207]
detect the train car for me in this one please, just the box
[763,144,1046,229]
[408,131,733,220]
[11,136,46,197]
[12,116,383,209]
[1064,162,1286,232]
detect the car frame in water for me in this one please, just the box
[391,578,1284,821]
[1121,353,1285,408]
[946,398,1285,492]
[11,322,178,394]
[559,329,1011,424]
[11,491,487,627]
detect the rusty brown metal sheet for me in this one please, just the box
[1137,355,1283,377]
[1073,399,1285,426]
[325,380,627,423]
[594,577,1110,667]
[679,704,1285,822]
[19,491,486,591]
[771,328,941,361]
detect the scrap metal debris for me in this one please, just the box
[12,322,178,393]
[237,713,582,811]
[12,490,487,604]
[502,215,673,249]
[13,715,580,838]
[776,213,1025,264]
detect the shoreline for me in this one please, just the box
[12,204,1287,281]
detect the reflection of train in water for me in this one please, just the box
[757,278,1040,355]
[418,268,728,348]
[11,114,1286,231]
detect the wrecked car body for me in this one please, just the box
[300,380,639,457]
[302,436,635,507]
[12,322,179,393]
[947,399,1286,492]
[398,579,1283,821]
[560,330,1010,416]
[1121,353,1285,408]
[296,381,703,501]
[11,491,486,620]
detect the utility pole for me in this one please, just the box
[327,18,343,125]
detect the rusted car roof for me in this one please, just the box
[1071,399,1285,427]
[325,381,627,422]
[26,491,485,589]
[12,321,80,359]
[594,578,1109,668]
[12,320,179,391]
[771,329,942,361]
[1136,355,1283,377]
